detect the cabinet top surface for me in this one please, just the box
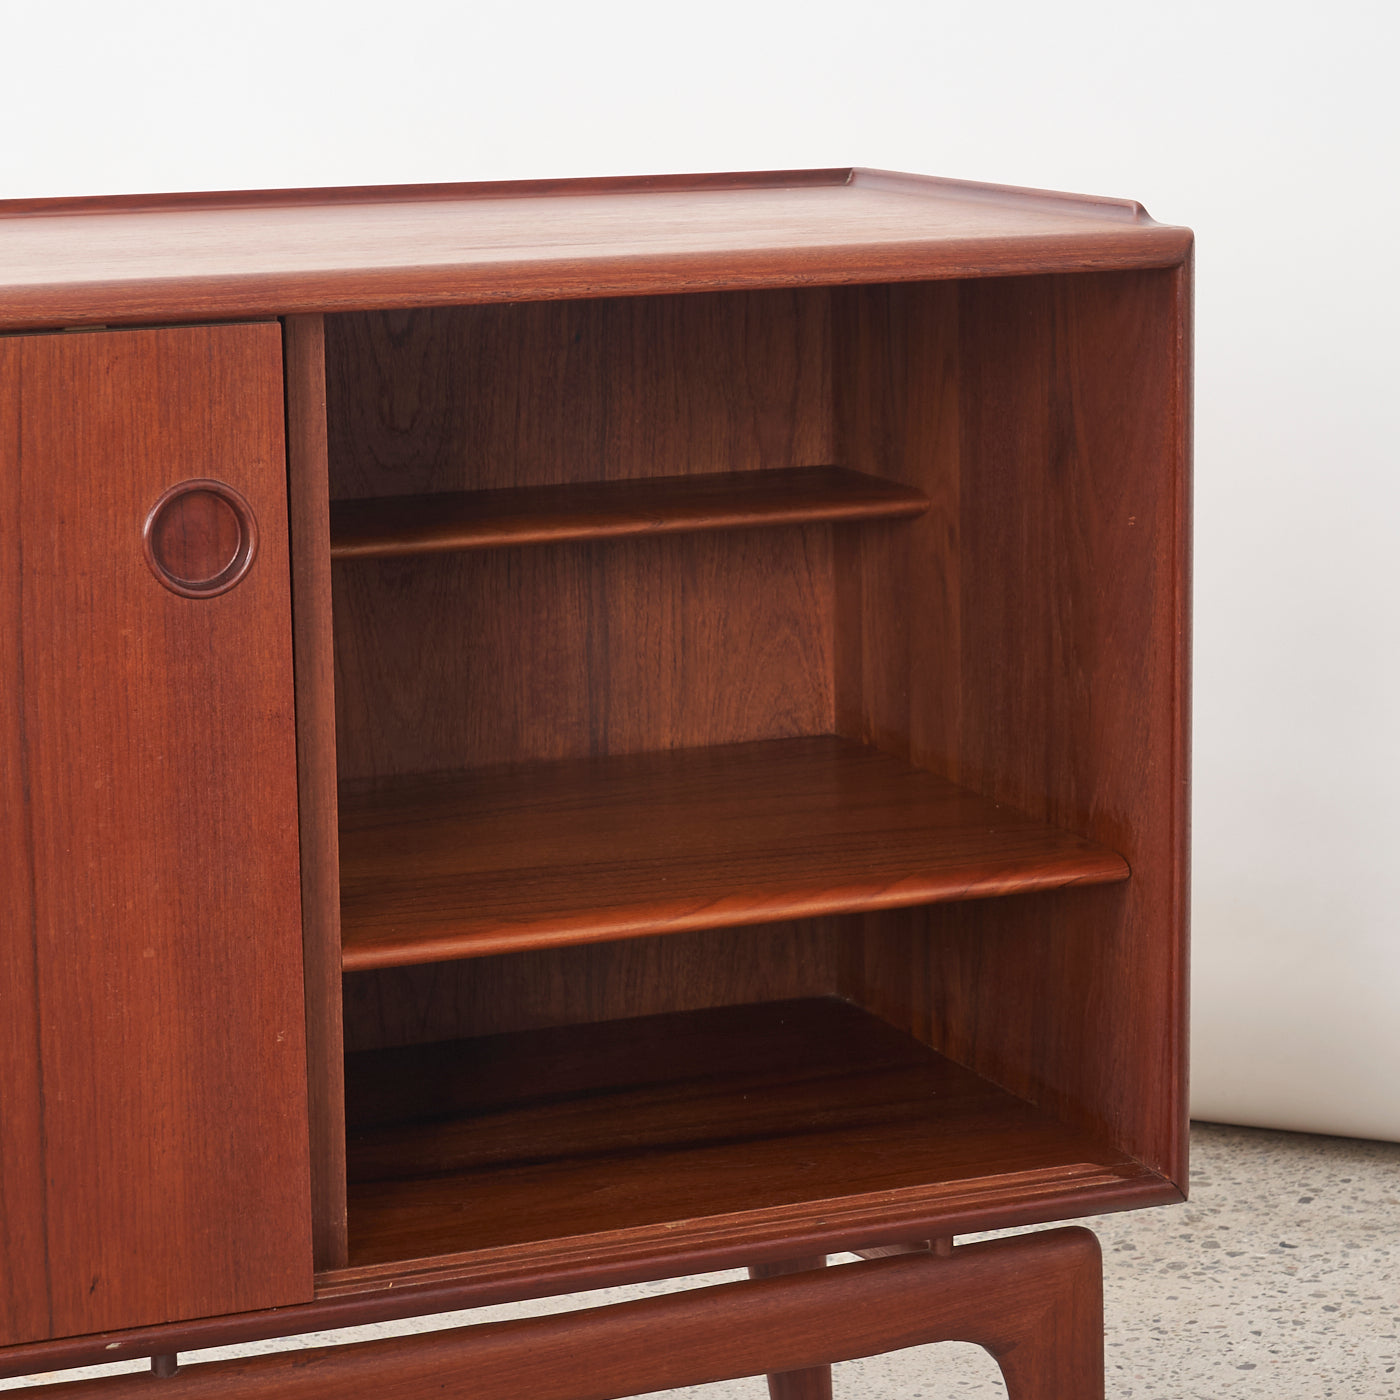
[0,167,1192,330]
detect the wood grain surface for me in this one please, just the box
[0,171,1191,1385]
[0,1167,1169,1382]
[0,332,48,1347]
[27,1230,1105,1400]
[328,466,927,559]
[331,530,835,780]
[0,167,1192,330]
[323,292,833,500]
[341,918,845,1052]
[337,736,1129,969]
[832,268,1191,1187]
[341,999,1142,1268]
[0,325,313,1344]
[283,314,349,1271]
[746,1257,834,1400]
[326,291,838,781]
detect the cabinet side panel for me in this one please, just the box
[283,315,349,1271]
[951,269,1187,1182]
[14,325,314,1337]
[838,271,1189,1186]
[0,344,54,1345]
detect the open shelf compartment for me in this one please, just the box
[340,997,1170,1273]
[337,736,1129,970]
[297,265,1190,1288]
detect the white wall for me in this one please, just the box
[4,0,1397,1140]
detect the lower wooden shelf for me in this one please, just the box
[340,998,1168,1276]
[338,736,1129,969]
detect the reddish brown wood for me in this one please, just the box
[338,998,1150,1269]
[832,268,1191,1191]
[852,1241,939,1258]
[324,292,833,502]
[748,1256,828,1278]
[146,481,259,596]
[325,291,836,781]
[324,1162,1170,1301]
[0,167,1149,221]
[0,1162,1173,1383]
[33,1231,1104,1400]
[341,918,845,1052]
[749,1243,948,1397]
[328,466,927,559]
[748,1258,833,1400]
[0,167,1191,331]
[338,737,1128,969]
[0,325,313,1344]
[331,529,835,780]
[0,334,49,1347]
[143,480,255,596]
[283,314,350,1272]
[832,280,962,770]
[0,172,1189,1387]
[0,168,852,218]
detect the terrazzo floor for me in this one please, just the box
[6,1122,1397,1396]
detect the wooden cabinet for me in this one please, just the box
[0,170,1190,1394]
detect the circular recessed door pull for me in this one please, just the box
[144,479,258,598]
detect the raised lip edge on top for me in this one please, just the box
[0,166,1156,223]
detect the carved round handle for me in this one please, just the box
[144,480,258,598]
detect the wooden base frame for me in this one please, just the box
[42,1229,1103,1400]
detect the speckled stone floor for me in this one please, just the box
[7,1123,1397,1396]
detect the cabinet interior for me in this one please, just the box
[296,271,1185,1282]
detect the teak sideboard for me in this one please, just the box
[0,169,1191,1398]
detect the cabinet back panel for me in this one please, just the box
[831,280,962,769]
[0,326,314,1344]
[324,291,832,498]
[342,919,845,1051]
[326,291,837,781]
[332,528,834,780]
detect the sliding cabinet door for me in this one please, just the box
[0,324,313,1344]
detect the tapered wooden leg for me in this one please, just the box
[981,1234,1104,1400]
[747,1257,832,1400]
[749,1241,944,1397]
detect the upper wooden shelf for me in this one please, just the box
[0,168,1193,331]
[337,736,1129,971]
[328,467,929,560]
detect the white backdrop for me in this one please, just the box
[3,0,1397,1140]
